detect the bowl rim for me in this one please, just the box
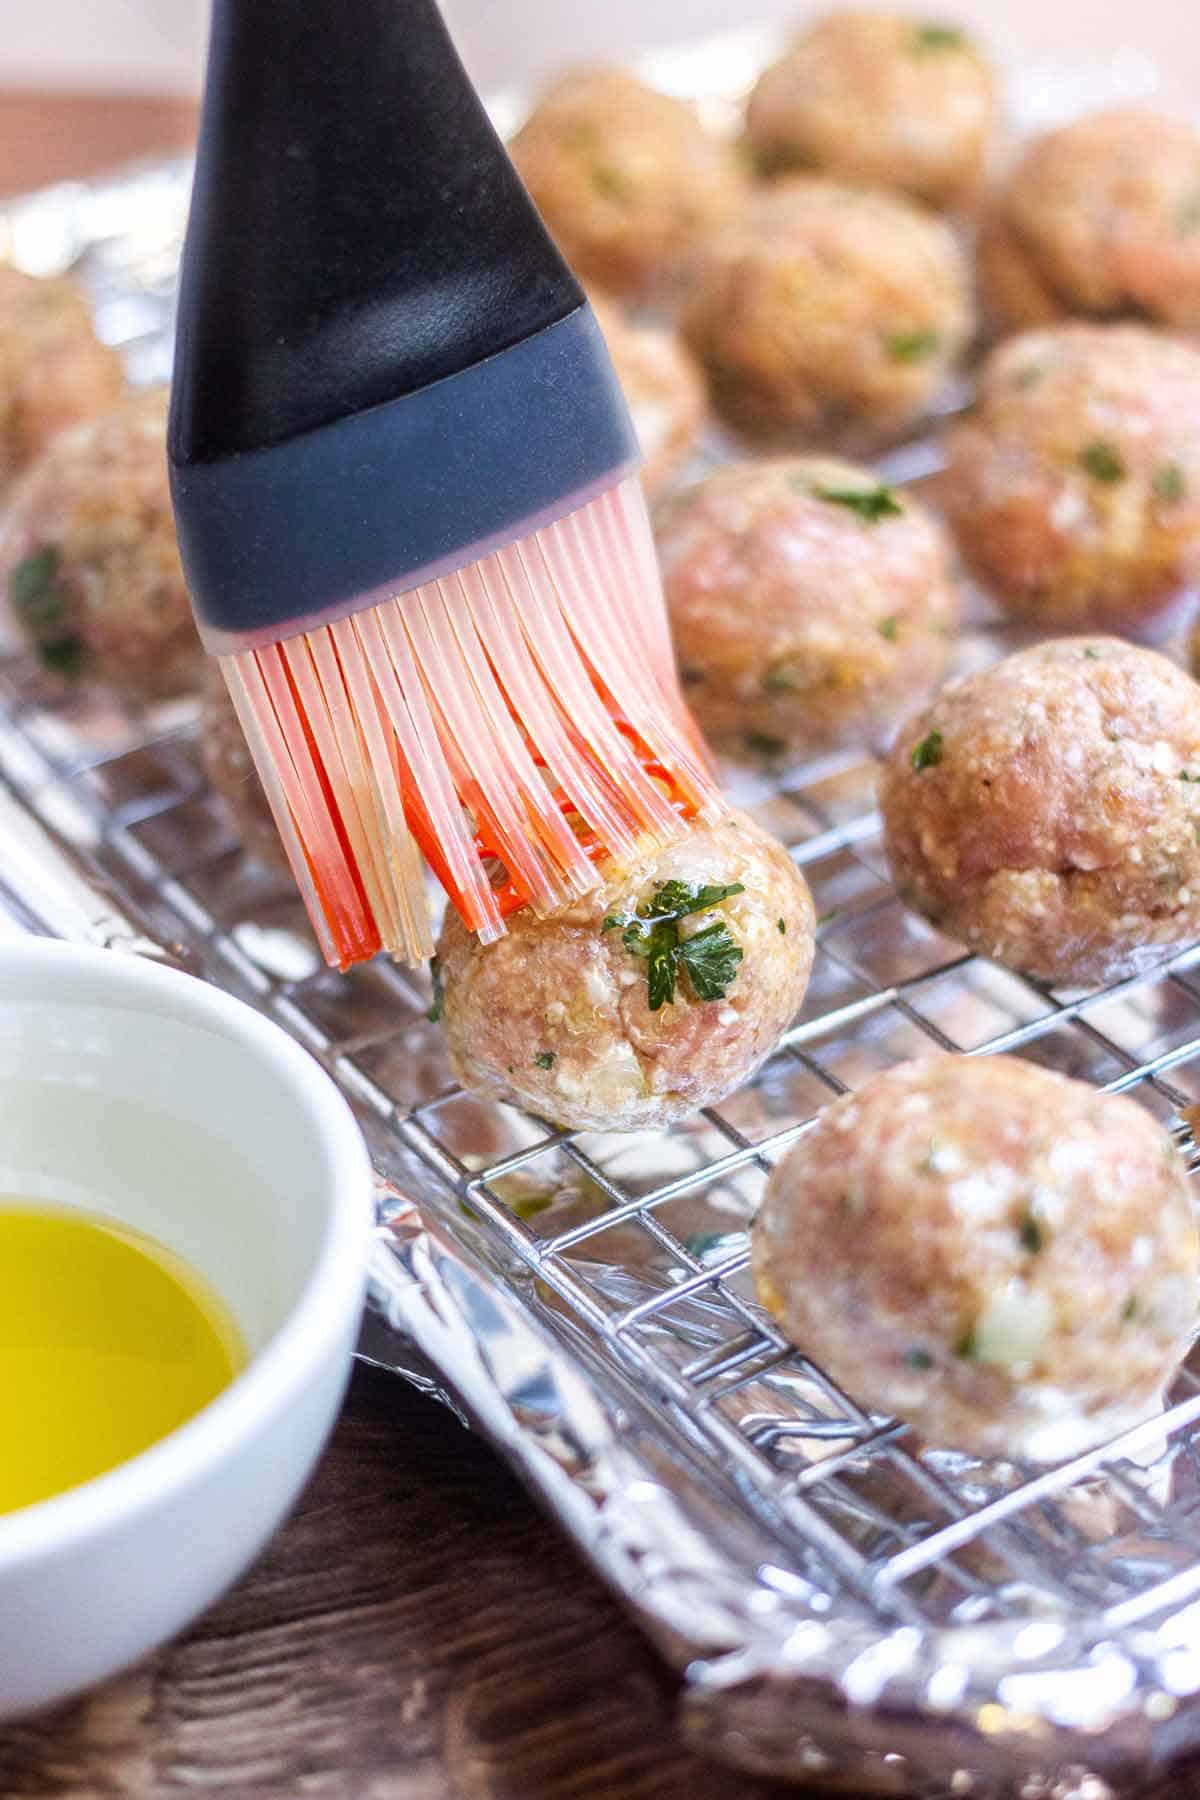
[0,938,374,1569]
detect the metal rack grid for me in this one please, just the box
[6,633,1200,1658]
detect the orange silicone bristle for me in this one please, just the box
[218,477,725,970]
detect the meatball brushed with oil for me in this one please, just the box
[754,1055,1199,1462]
[0,263,123,495]
[436,811,815,1132]
[942,325,1200,634]
[746,10,996,209]
[681,177,973,445]
[880,637,1200,987]
[0,387,201,701]
[508,67,742,299]
[978,109,1200,334]
[657,457,958,760]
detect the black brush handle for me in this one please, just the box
[171,0,583,464]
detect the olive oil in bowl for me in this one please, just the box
[0,1202,244,1515]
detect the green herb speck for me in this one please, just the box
[813,482,904,524]
[534,1051,555,1070]
[954,1326,978,1361]
[905,1347,934,1370]
[1181,770,1200,783]
[1122,1295,1141,1324]
[911,21,967,50]
[1083,646,1103,659]
[1154,463,1187,504]
[885,328,940,364]
[777,917,787,934]
[1018,1210,1045,1254]
[1079,440,1126,484]
[763,661,802,693]
[878,615,900,641]
[816,907,839,927]
[744,731,787,758]
[591,162,633,201]
[911,728,943,771]
[604,879,745,1011]
[36,635,85,678]
[426,955,445,1023]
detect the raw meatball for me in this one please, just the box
[436,810,815,1132]
[592,295,705,499]
[978,109,1200,334]
[753,1055,1199,1462]
[509,67,742,298]
[942,325,1200,633]
[0,263,123,493]
[0,387,201,702]
[201,661,288,876]
[680,177,973,443]
[656,457,957,759]
[880,637,1200,987]
[746,11,995,209]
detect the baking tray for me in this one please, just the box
[6,32,1200,1795]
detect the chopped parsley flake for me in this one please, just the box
[954,1326,978,1361]
[816,907,839,927]
[885,328,940,363]
[426,955,445,1023]
[685,1230,741,1262]
[1154,463,1187,504]
[591,162,633,201]
[1079,440,1126,484]
[9,544,84,679]
[1083,646,1103,659]
[1018,1210,1045,1254]
[813,482,904,524]
[763,661,802,693]
[904,1347,934,1370]
[777,917,787,934]
[744,731,787,758]
[534,1051,555,1070]
[878,615,900,641]
[603,879,745,1011]
[1122,1295,1141,1323]
[911,728,943,771]
[911,21,967,50]
[1180,770,1200,783]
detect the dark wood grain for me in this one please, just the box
[0,1366,792,1799]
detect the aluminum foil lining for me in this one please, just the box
[4,33,1200,1794]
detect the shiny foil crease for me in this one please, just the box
[3,37,1200,1791]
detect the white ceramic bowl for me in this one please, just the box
[0,939,374,1718]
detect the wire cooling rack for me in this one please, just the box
[8,44,1200,1790]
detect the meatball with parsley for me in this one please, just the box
[657,456,958,761]
[942,324,1200,634]
[880,637,1200,987]
[754,1054,1199,1461]
[746,10,996,209]
[0,387,201,701]
[508,67,742,299]
[978,108,1200,335]
[435,810,815,1132]
[680,177,973,444]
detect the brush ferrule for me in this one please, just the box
[171,303,639,644]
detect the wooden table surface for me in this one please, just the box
[1,90,1199,1800]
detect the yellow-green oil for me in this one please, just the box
[0,1201,245,1515]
